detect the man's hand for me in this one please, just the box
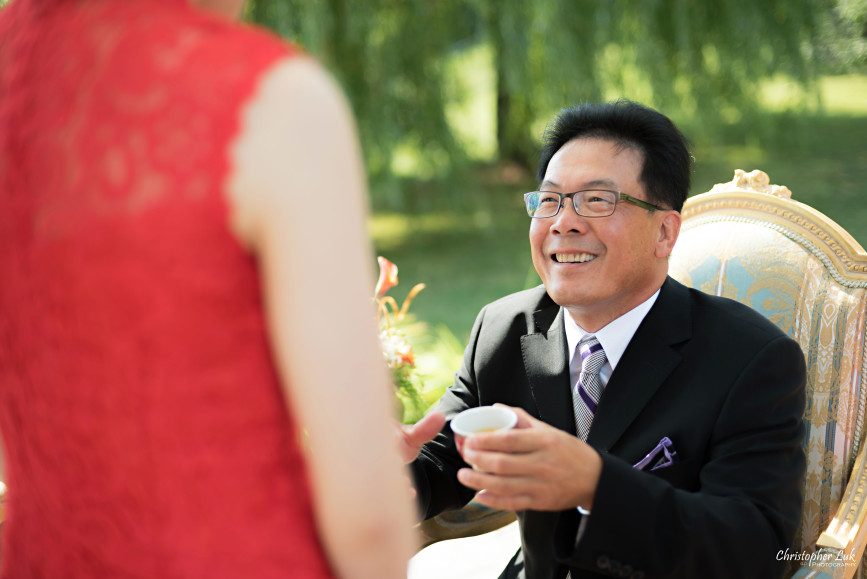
[398,411,446,500]
[398,410,446,464]
[456,405,602,512]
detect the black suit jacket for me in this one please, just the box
[412,277,806,579]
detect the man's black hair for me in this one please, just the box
[537,100,692,212]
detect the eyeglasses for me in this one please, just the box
[523,189,665,219]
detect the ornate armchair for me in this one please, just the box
[417,170,867,579]
[668,169,867,578]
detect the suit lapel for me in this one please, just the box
[588,278,692,451]
[520,302,576,434]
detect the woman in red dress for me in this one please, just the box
[0,0,414,577]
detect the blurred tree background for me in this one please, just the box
[244,0,866,396]
[245,0,863,190]
[5,0,861,391]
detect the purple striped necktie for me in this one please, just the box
[572,335,607,441]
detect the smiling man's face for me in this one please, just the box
[529,137,679,332]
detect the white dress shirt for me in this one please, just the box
[564,288,660,393]
[562,288,660,529]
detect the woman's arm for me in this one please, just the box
[226,56,415,579]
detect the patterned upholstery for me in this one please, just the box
[669,170,867,578]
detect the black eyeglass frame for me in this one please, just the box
[523,189,666,219]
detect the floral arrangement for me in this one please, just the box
[374,256,429,423]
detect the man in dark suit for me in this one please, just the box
[402,100,806,579]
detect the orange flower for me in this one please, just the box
[375,256,399,298]
[396,342,416,367]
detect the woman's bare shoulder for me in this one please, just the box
[225,55,357,250]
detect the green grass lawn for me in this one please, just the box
[370,75,867,395]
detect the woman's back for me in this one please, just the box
[0,1,335,576]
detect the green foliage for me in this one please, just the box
[390,319,467,423]
[246,0,465,196]
[817,0,867,71]
[247,0,831,205]
[370,76,867,344]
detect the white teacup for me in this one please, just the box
[450,406,518,455]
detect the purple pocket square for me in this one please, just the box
[633,437,678,471]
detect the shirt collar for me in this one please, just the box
[564,289,661,371]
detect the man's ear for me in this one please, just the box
[655,211,682,258]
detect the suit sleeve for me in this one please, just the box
[555,335,807,578]
[411,305,488,520]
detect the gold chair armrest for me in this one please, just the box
[416,500,516,550]
[801,443,867,578]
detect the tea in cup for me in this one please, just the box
[450,406,518,455]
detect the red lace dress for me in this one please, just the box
[0,1,334,577]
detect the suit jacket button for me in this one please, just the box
[596,555,610,570]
